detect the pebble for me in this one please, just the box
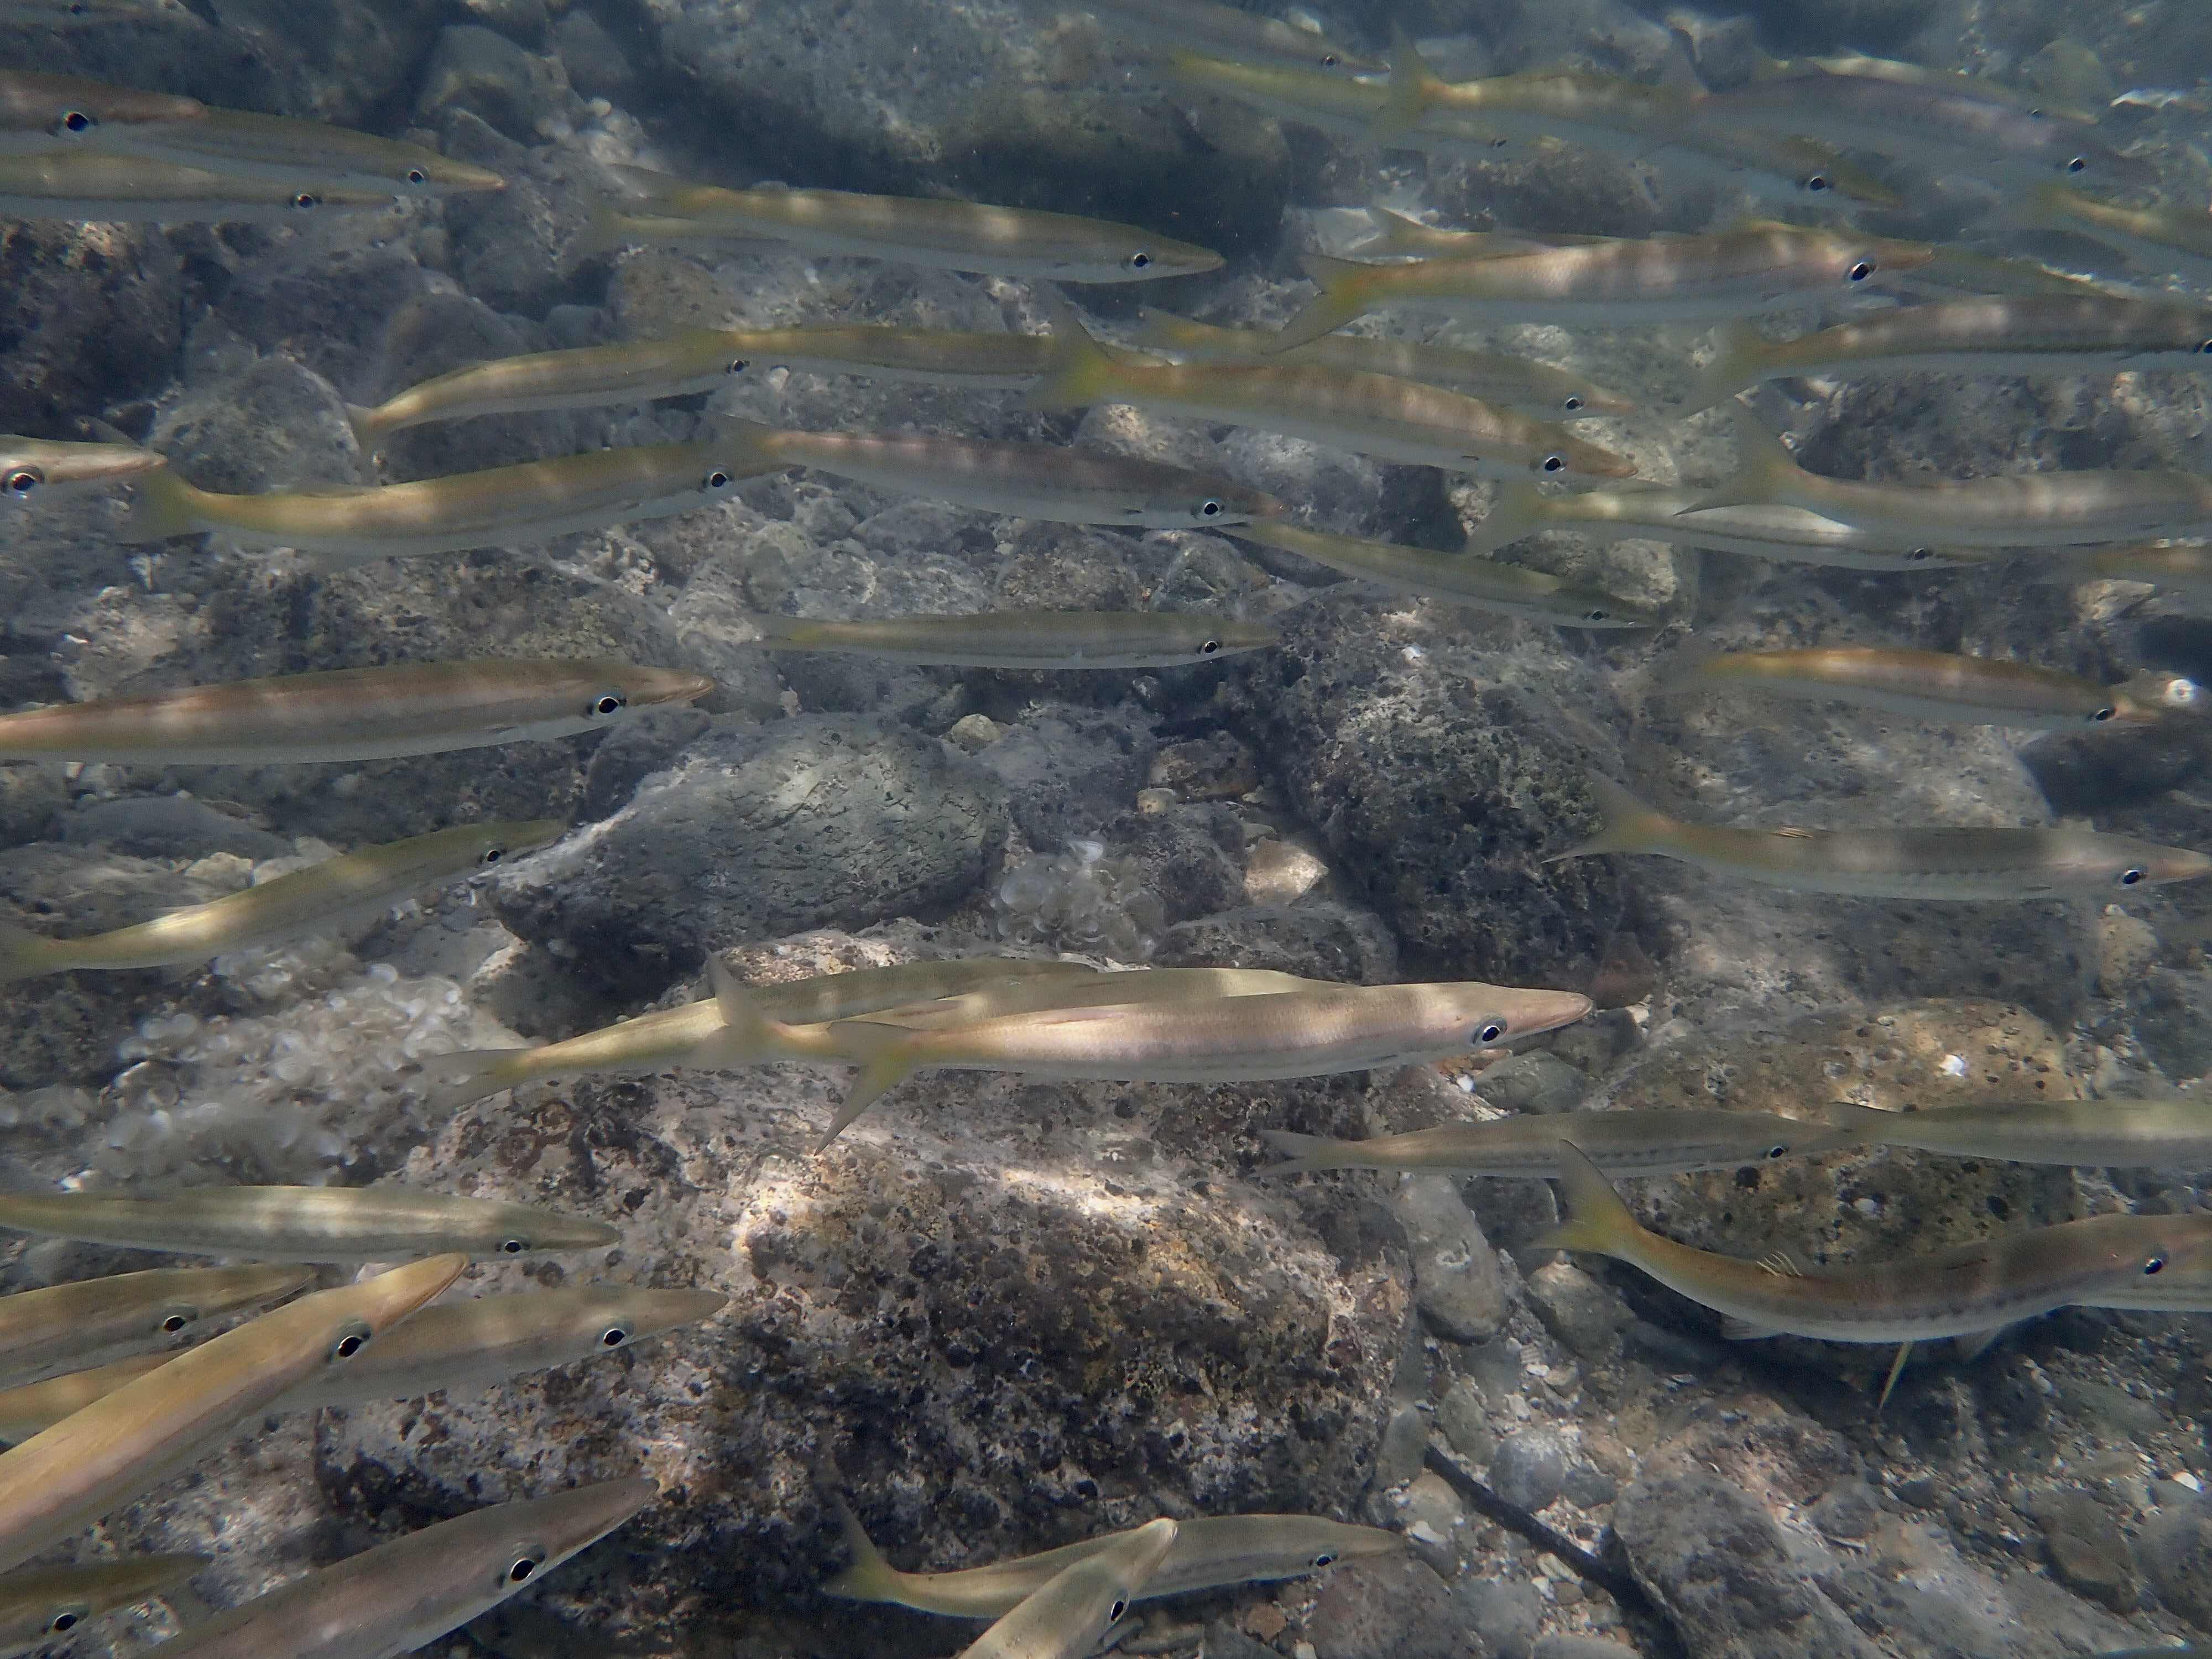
[1524,1261,1629,1362]
[1436,1376,1498,1464]
[1391,1176,1510,1344]
[1452,1576,1542,1659]
[1489,1428,1569,1515]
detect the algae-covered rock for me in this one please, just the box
[152,357,368,493]
[0,221,181,437]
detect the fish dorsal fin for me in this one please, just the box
[1756,1249,1802,1277]
[1771,826,1819,841]
[1721,1316,1782,1340]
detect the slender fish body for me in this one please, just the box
[0,1255,466,1576]
[1228,520,1658,627]
[0,70,204,153]
[99,107,504,196]
[143,1478,654,1659]
[1688,299,2212,412]
[1687,405,2212,549]
[1271,227,1933,350]
[1468,479,1991,571]
[0,659,716,766]
[122,429,776,567]
[0,1287,727,1436]
[1665,646,2162,731]
[0,820,565,982]
[0,1186,620,1262]
[1159,50,1391,140]
[1083,0,1380,75]
[1551,772,2212,900]
[0,1264,310,1378]
[855,967,1327,1030]
[345,327,1074,446]
[1538,1142,2204,1343]
[827,1503,1398,1616]
[1029,294,1634,481]
[1258,1110,1852,1177]
[0,1554,207,1658]
[2048,542,2212,599]
[1824,1100,2212,1168]
[709,418,1281,528]
[575,165,1223,283]
[957,1518,1179,1659]
[2016,185,2212,285]
[1,434,167,500]
[1368,36,1685,158]
[719,963,1593,1146]
[0,150,400,222]
[751,610,1276,669]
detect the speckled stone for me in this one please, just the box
[0,222,180,439]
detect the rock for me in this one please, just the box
[1435,1375,1496,1464]
[416,24,578,143]
[947,714,1001,754]
[353,291,584,479]
[1397,1470,1465,1574]
[0,221,181,437]
[1303,1552,1461,1659]
[1524,1261,1629,1362]
[1157,901,1400,984]
[1532,1639,1641,1659]
[1487,1427,1568,1515]
[1474,1051,1585,1114]
[443,135,614,316]
[1559,1459,1616,1507]
[1733,0,1926,50]
[1374,1402,1428,1492]
[973,707,1157,848]
[152,357,368,494]
[2031,1490,2140,1613]
[1104,804,1245,927]
[1229,591,1627,987]
[203,216,432,392]
[2138,1493,2212,1631]
[493,716,1010,998]
[1808,1482,1880,1543]
[310,1059,1409,1624]
[57,796,294,863]
[1149,732,1262,803]
[1454,1577,1542,1659]
[1391,1176,1509,1343]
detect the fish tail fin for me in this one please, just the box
[120,468,202,545]
[1682,399,1804,512]
[1546,772,1677,864]
[1464,480,1549,556]
[1256,1129,1356,1175]
[1532,1140,1641,1260]
[822,1498,906,1603]
[1681,321,1772,415]
[0,920,62,985]
[1270,255,1375,353]
[1025,286,1128,411]
[817,1047,920,1151]
[416,1048,533,1113]
[1370,27,1446,142]
[343,403,388,455]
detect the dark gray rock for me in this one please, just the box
[416,24,577,144]
[1435,1375,1496,1464]
[1105,804,1245,926]
[204,217,431,392]
[973,707,1157,848]
[1532,1639,1642,1659]
[2138,1493,2212,1631]
[58,796,294,863]
[1525,1261,1628,1362]
[0,221,181,437]
[353,292,585,480]
[1391,1175,1509,1344]
[1454,1576,1542,1659]
[1157,901,1400,983]
[1487,1427,1568,1515]
[1304,1553,1461,1659]
[2031,1489,2139,1614]
[1229,591,1626,985]
[152,357,367,494]
[493,716,1010,998]
[443,135,615,316]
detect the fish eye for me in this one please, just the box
[2066,156,2088,174]
[46,1608,86,1634]
[1541,453,1566,473]
[1107,1599,1129,1623]
[1477,1021,1505,1044]
[480,845,506,865]
[2119,868,2146,886]
[500,1237,529,1253]
[1766,1144,1788,1159]
[58,108,93,134]
[6,466,44,498]
[1584,609,1609,623]
[2146,1253,2167,1275]
[1562,395,1583,412]
[161,1311,192,1332]
[1199,638,1222,655]
[1906,548,1933,562]
[703,469,732,490]
[1847,260,1874,283]
[291,191,321,210]
[727,358,750,374]
[1321,51,1339,66]
[602,1326,629,1347]
[406,168,427,185]
[2091,706,2116,723]
[1126,251,1152,271]
[1311,1551,1338,1567]
[507,1550,546,1583]
[1199,498,1223,518]
[587,692,627,719]
[1804,174,1830,193]
[328,1320,372,1361]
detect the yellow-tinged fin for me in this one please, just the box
[1681,320,1775,415]
[1256,1129,1359,1174]
[1133,307,1228,356]
[1876,1340,1913,1412]
[821,1496,910,1605]
[1544,773,1678,864]
[1026,286,1133,412]
[0,920,66,985]
[1271,254,1379,353]
[1363,205,1443,255]
[418,1048,535,1113]
[1464,481,1550,556]
[119,467,204,545]
[343,403,388,453]
[818,1047,921,1151]
[1532,1139,1641,1258]
[1680,399,1802,513]
[1371,27,1448,143]
[1721,1316,1784,1340]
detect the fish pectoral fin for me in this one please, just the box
[1876,1340,1914,1412]
[1755,1249,1803,1277]
[1770,826,1818,841]
[1952,1325,2006,1363]
[1720,1316,1783,1340]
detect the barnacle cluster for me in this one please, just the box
[990,839,1166,962]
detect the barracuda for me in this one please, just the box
[0,149,400,221]
[2013,184,2212,285]
[0,70,202,153]
[100,107,503,196]
[1824,1099,2212,1167]
[1259,1110,1851,1177]
[751,609,1277,669]
[1086,0,1379,75]
[0,1555,207,1658]
[0,433,166,500]
[0,1264,310,1379]
[1662,646,2165,731]
[959,1520,1178,1659]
